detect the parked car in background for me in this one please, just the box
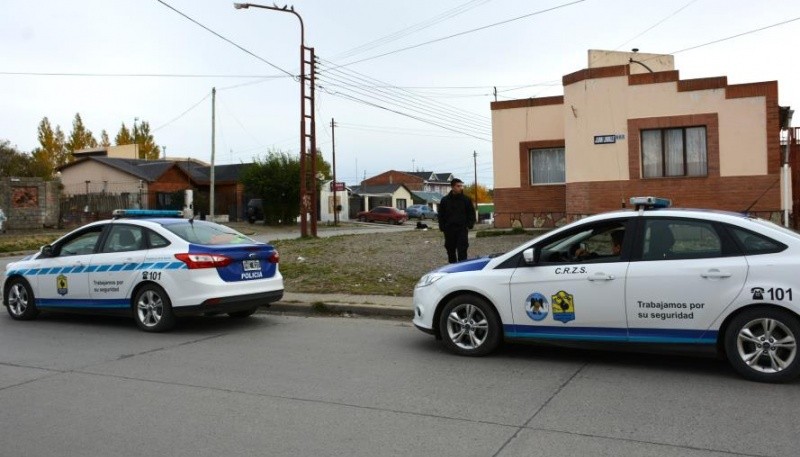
[405,204,438,220]
[356,206,408,225]
[246,199,264,224]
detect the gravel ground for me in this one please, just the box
[273,229,534,297]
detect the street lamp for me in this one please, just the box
[233,2,318,237]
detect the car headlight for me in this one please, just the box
[416,272,447,288]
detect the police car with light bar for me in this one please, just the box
[2,209,283,332]
[413,197,800,382]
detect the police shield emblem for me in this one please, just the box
[551,290,575,323]
[56,274,68,296]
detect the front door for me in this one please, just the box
[36,225,105,308]
[507,218,633,342]
[88,224,149,309]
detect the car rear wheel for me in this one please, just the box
[133,284,175,332]
[228,307,258,318]
[438,295,501,356]
[724,307,800,382]
[4,278,39,321]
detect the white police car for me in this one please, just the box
[3,210,283,332]
[413,197,800,382]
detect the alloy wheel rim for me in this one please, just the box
[446,303,489,350]
[137,290,163,327]
[737,318,797,374]
[8,283,28,316]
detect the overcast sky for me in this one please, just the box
[2,0,799,188]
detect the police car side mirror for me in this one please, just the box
[523,248,538,265]
[40,245,53,258]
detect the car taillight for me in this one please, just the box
[174,253,232,269]
[268,250,280,264]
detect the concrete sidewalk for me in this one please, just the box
[268,292,413,318]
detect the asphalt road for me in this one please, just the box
[0,312,798,457]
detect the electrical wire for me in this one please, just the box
[614,0,699,50]
[0,71,289,78]
[328,0,586,69]
[319,70,491,133]
[668,15,800,55]
[154,0,296,78]
[152,92,211,132]
[331,0,493,61]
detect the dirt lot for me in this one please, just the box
[273,229,533,296]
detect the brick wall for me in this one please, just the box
[362,170,424,190]
[146,166,193,209]
[0,178,61,230]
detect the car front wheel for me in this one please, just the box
[724,307,800,382]
[438,295,501,356]
[133,284,175,332]
[4,278,39,321]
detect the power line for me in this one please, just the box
[321,88,491,142]
[0,71,287,78]
[332,0,493,60]
[154,0,296,78]
[329,0,586,69]
[614,0,699,50]
[318,69,491,133]
[667,15,800,55]
[152,92,211,132]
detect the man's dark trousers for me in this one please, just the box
[444,227,469,263]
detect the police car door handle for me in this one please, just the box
[587,273,615,281]
[701,269,732,279]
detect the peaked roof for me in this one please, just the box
[412,191,443,204]
[351,183,412,195]
[59,156,251,185]
[402,171,452,182]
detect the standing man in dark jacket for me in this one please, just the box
[438,178,476,263]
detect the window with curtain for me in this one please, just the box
[641,127,707,178]
[530,147,565,184]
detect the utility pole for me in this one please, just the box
[473,150,479,220]
[210,87,216,220]
[331,118,338,225]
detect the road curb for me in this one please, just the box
[263,300,413,318]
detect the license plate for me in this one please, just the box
[243,259,261,271]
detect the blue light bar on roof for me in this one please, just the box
[113,209,184,219]
[629,196,672,209]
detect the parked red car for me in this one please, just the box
[356,206,408,225]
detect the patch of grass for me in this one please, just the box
[0,234,61,253]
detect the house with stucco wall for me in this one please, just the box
[490,49,796,229]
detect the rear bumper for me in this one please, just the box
[173,289,284,316]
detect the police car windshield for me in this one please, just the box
[163,221,255,245]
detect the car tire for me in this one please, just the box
[4,277,39,321]
[438,294,501,356]
[228,307,258,318]
[724,307,800,383]
[133,284,175,332]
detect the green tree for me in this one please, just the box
[133,120,160,159]
[65,113,97,157]
[30,117,67,179]
[0,140,34,177]
[241,150,301,225]
[99,129,111,147]
[115,122,134,146]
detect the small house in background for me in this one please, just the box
[349,183,414,219]
[361,170,454,195]
[319,179,350,223]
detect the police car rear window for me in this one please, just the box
[164,221,255,245]
[728,226,786,255]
